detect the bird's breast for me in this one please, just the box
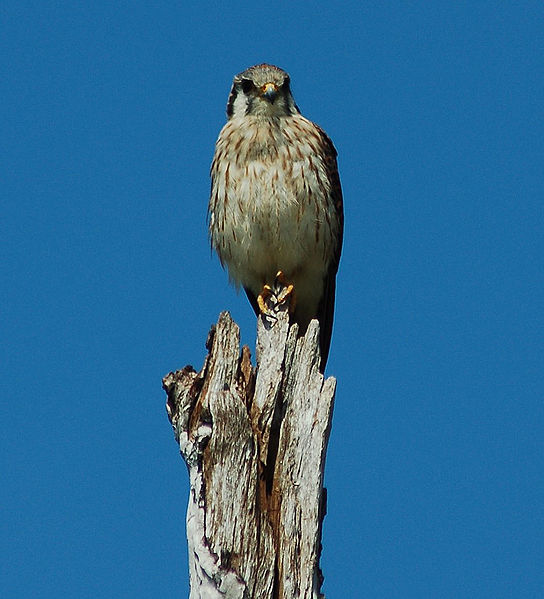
[209,117,338,302]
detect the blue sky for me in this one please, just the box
[2,2,543,597]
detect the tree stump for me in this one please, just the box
[163,309,337,599]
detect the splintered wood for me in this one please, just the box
[163,310,336,599]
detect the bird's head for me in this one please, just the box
[226,64,300,119]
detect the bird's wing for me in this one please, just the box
[314,125,344,371]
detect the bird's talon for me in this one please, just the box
[257,292,271,314]
[276,283,295,308]
[257,275,296,318]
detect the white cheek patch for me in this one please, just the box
[231,91,249,118]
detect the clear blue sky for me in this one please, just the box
[2,2,543,597]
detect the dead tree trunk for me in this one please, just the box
[163,309,336,599]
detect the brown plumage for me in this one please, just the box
[209,64,343,370]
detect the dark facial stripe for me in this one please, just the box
[226,84,238,117]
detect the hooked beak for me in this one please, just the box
[261,82,278,103]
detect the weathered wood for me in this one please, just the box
[163,310,336,598]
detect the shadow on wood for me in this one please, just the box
[163,310,336,599]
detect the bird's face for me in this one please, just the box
[226,64,300,119]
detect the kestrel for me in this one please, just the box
[209,64,343,371]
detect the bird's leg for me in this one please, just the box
[256,271,296,320]
[257,284,276,316]
[274,271,296,314]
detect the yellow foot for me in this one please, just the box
[274,271,297,313]
[257,285,274,315]
[257,272,297,317]
[276,283,296,313]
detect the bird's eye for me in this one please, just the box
[241,79,254,94]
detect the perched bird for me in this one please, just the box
[209,64,343,371]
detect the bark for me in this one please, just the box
[163,308,336,599]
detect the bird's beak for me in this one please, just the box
[261,82,278,103]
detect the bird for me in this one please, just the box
[208,64,343,371]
